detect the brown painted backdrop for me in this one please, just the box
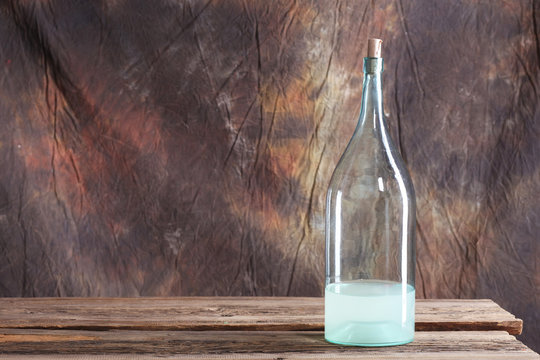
[0,0,538,352]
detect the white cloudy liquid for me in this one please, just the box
[325,280,415,346]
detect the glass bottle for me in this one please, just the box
[324,39,416,347]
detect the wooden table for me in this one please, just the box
[0,297,537,359]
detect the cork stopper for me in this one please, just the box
[367,38,383,58]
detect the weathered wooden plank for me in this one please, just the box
[0,298,522,334]
[0,329,537,359]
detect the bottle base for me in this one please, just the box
[325,336,414,347]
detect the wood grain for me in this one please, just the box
[0,329,537,359]
[0,298,522,335]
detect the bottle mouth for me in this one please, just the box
[363,57,384,74]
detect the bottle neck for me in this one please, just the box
[359,57,384,130]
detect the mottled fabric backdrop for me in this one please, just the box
[0,0,538,351]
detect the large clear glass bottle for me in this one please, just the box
[325,39,416,347]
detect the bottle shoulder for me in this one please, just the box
[328,134,414,198]
[330,138,410,176]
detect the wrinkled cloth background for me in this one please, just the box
[0,0,538,352]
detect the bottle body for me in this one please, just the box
[325,57,416,346]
